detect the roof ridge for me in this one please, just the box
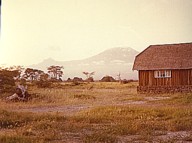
[133,42,192,70]
[135,42,192,58]
[149,42,192,47]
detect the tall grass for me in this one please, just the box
[153,93,192,105]
[0,106,191,142]
[0,135,36,143]
[0,82,191,142]
[76,105,192,141]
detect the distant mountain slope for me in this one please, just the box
[30,47,139,80]
[84,47,138,63]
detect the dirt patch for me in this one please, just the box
[15,105,91,115]
[155,131,192,142]
[116,100,146,106]
[145,96,170,101]
[118,131,192,142]
[11,96,171,115]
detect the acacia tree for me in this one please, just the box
[83,71,95,79]
[82,72,89,79]
[0,66,22,93]
[39,72,49,81]
[23,68,45,81]
[82,71,95,82]
[8,66,24,80]
[47,65,64,80]
[23,68,35,81]
[0,66,24,80]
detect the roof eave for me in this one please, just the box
[133,67,192,71]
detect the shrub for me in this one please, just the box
[0,71,15,93]
[34,81,52,88]
[100,76,116,82]
[73,94,96,100]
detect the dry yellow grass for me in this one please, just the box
[0,81,192,143]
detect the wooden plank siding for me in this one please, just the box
[139,69,192,87]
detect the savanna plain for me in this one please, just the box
[0,82,192,143]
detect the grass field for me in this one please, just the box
[0,82,192,143]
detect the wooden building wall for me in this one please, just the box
[139,69,192,86]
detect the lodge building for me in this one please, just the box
[133,43,192,93]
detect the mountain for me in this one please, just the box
[30,47,139,80]
[83,47,138,63]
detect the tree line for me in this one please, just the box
[0,65,64,82]
[0,65,64,93]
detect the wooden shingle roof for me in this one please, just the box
[133,43,192,70]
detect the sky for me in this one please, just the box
[0,0,192,66]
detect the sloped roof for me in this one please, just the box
[133,43,192,70]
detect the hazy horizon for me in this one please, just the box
[0,0,192,66]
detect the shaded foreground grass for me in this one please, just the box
[0,105,192,142]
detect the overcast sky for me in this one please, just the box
[0,0,192,66]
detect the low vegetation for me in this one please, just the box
[155,93,192,105]
[0,81,191,142]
